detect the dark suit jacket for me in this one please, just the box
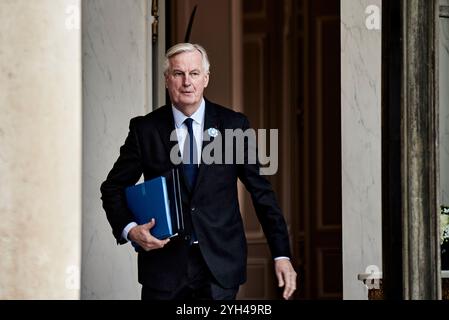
[100,99,291,290]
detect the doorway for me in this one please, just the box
[169,0,342,299]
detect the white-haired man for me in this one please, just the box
[101,43,297,300]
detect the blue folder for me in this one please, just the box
[125,169,184,241]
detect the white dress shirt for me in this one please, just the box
[171,98,205,164]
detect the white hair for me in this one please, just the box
[164,43,210,75]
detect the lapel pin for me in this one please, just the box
[207,127,219,138]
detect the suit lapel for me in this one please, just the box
[156,105,178,157]
[155,105,191,196]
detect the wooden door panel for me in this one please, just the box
[170,0,343,300]
[239,0,283,300]
[307,0,342,299]
[241,0,342,300]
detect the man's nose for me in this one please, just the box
[182,75,192,86]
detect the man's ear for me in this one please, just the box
[204,73,210,88]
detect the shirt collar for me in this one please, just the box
[172,98,205,129]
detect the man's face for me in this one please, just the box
[165,50,209,112]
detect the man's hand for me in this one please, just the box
[275,259,297,300]
[128,219,170,251]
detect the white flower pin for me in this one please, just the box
[208,127,219,138]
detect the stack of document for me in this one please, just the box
[125,168,184,241]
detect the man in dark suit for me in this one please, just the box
[100,43,297,300]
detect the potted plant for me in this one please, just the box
[441,206,449,270]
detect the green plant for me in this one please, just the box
[441,206,449,245]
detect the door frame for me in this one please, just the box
[381,0,441,299]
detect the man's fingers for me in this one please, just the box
[277,271,285,288]
[134,221,171,251]
[282,272,297,300]
[283,286,293,300]
[144,218,156,229]
[276,265,297,300]
[152,238,170,248]
[283,282,294,300]
[141,236,170,251]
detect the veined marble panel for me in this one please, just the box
[82,0,150,299]
[341,0,383,300]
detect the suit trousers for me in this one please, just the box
[141,244,239,300]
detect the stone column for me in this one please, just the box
[401,0,440,300]
[0,0,81,299]
[439,1,449,207]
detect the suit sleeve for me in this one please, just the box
[100,117,144,244]
[236,115,292,259]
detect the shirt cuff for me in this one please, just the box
[274,256,290,261]
[122,222,138,242]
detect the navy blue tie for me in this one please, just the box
[183,118,198,243]
[183,118,199,188]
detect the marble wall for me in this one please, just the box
[341,0,383,299]
[440,0,449,206]
[82,0,151,299]
[0,0,81,299]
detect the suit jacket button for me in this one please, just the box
[184,235,191,241]
[191,207,196,212]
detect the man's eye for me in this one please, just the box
[191,72,200,77]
